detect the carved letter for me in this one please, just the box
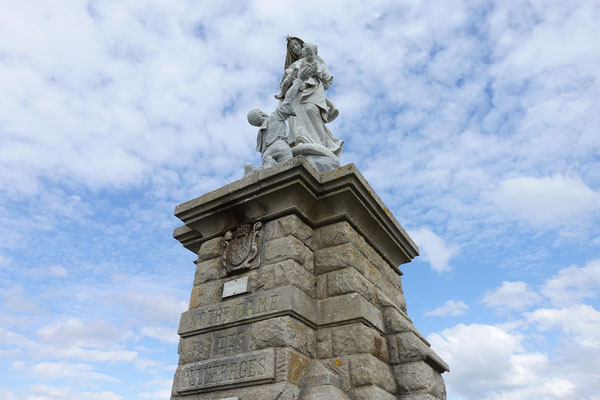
[228,362,237,380]
[258,356,266,375]
[257,297,268,313]
[248,358,256,377]
[239,360,248,378]
[269,295,278,311]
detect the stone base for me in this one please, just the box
[171,158,448,399]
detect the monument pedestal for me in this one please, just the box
[171,158,448,400]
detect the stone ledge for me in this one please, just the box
[388,332,449,373]
[173,157,418,268]
[170,380,300,399]
[172,349,276,395]
[318,293,384,333]
[179,286,316,337]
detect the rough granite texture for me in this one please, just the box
[171,159,447,399]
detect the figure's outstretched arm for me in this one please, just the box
[283,65,315,103]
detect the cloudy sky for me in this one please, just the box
[1,0,599,399]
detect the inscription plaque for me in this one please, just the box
[222,276,248,298]
[179,286,316,336]
[212,325,250,357]
[174,349,275,394]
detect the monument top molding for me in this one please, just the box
[174,157,419,268]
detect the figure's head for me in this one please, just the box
[247,108,268,127]
[302,43,317,63]
[287,37,304,57]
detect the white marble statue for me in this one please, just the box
[278,37,344,172]
[244,64,316,177]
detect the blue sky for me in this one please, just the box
[1,0,599,399]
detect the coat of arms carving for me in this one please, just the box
[222,222,262,275]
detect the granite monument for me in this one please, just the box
[171,36,448,400]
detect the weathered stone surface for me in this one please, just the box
[189,280,223,310]
[316,274,327,299]
[263,214,313,249]
[427,349,450,373]
[364,264,407,311]
[383,307,428,344]
[314,220,403,281]
[389,331,431,365]
[300,385,350,400]
[178,325,250,365]
[318,293,384,332]
[275,348,311,384]
[172,160,449,399]
[262,260,315,298]
[193,258,223,286]
[173,349,275,395]
[315,329,333,358]
[252,316,315,357]
[313,221,357,249]
[325,358,351,392]
[314,243,369,275]
[352,386,397,400]
[170,381,300,400]
[325,267,378,306]
[180,286,316,336]
[178,334,211,365]
[348,353,396,393]
[393,361,446,398]
[300,360,341,388]
[377,290,408,314]
[264,236,314,272]
[388,331,449,373]
[330,323,389,362]
[398,393,446,400]
[398,395,440,400]
[196,237,223,263]
[174,159,418,266]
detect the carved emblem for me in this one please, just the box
[222,222,262,275]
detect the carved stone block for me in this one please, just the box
[171,160,447,399]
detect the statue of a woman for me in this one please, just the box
[278,37,344,171]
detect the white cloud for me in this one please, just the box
[38,347,139,364]
[425,300,469,317]
[30,361,117,381]
[28,384,123,400]
[140,325,179,344]
[0,285,40,313]
[139,379,172,399]
[541,259,600,306]
[482,281,541,311]
[428,323,575,400]
[0,388,18,400]
[48,265,68,277]
[37,318,132,348]
[489,175,599,227]
[119,292,187,324]
[408,228,459,273]
[26,265,69,278]
[526,304,600,349]
[0,327,34,348]
[139,388,171,400]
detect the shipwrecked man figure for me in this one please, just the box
[244,64,316,177]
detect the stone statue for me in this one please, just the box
[278,37,344,173]
[244,64,316,177]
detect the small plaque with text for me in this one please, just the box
[222,277,248,298]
